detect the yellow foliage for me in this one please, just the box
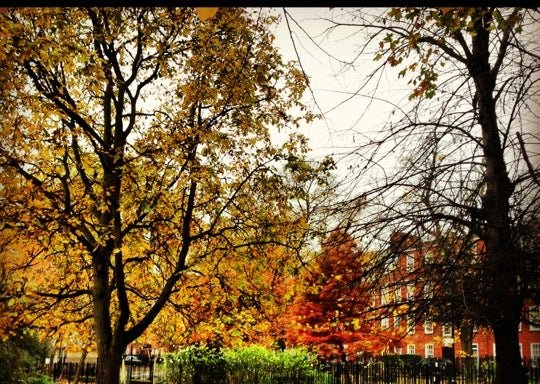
[195,7,219,22]
[0,7,315,359]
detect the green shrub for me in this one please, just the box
[381,354,422,367]
[165,344,226,384]
[0,331,50,384]
[25,374,55,384]
[165,344,321,384]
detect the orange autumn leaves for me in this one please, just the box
[284,230,399,360]
[2,223,396,358]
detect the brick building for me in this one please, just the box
[373,232,540,363]
[393,307,540,361]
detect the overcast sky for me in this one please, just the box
[266,7,414,188]
[267,7,539,184]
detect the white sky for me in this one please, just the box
[268,8,412,175]
[267,7,540,186]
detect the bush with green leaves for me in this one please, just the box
[224,345,319,383]
[165,345,323,384]
[0,331,50,384]
[24,374,55,384]
[381,354,422,368]
[165,344,226,384]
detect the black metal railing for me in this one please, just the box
[46,356,540,384]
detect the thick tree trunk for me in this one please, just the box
[96,350,124,384]
[493,319,527,384]
[469,11,525,384]
[93,247,126,384]
[459,323,473,356]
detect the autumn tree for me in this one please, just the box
[145,157,336,350]
[150,244,300,349]
[0,8,315,384]
[286,230,397,361]
[285,7,539,384]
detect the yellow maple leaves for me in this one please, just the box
[195,7,219,22]
[0,9,316,369]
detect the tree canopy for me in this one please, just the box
[0,7,316,384]
[285,230,398,360]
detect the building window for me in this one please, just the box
[407,284,415,301]
[424,319,434,334]
[425,344,434,358]
[423,282,433,299]
[408,316,416,335]
[381,317,390,329]
[529,306,540,331]
[472,344,479,359]
[393,285,401,303]
[442,324,452,337]
[381,287,392,305]
[407,344,416,355]
[394,316,401,329]
[387,254,398,270]
[406,254,415,272]
[424,250,434,265]
[531,344,540,367]
[394,346,402,354]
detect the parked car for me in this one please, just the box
[123,354,144,365]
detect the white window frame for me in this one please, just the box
[530,306,540,331]
[424,319,434,334]
[406,254,415,272]
[472,343,479,365]
[393,285,401,303]
[442,324,452,337]
[387,254,397,270]
[407,284,415,301]
[423,282,433,299]
[531,344,540,367]
[380,288,387,306]
[381,317,390,329]
[407,344,416,355]
[425,343,434,358]
[408,316,416,335]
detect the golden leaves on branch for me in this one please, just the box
[195,7,219,22]
[0,7,314,357]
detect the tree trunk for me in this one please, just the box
[92,242,123,384]
[96,349,124,384]
[73,348,88,384]
[459,323,473,357]
[469,11,525,384]
[493,320,527,384]
[47,345,59,376]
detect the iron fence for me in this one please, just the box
[47,356,540,384]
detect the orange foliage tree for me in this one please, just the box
[285,230,398,361]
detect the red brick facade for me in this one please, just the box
[391,309,540,361]
[374,233,540,362]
